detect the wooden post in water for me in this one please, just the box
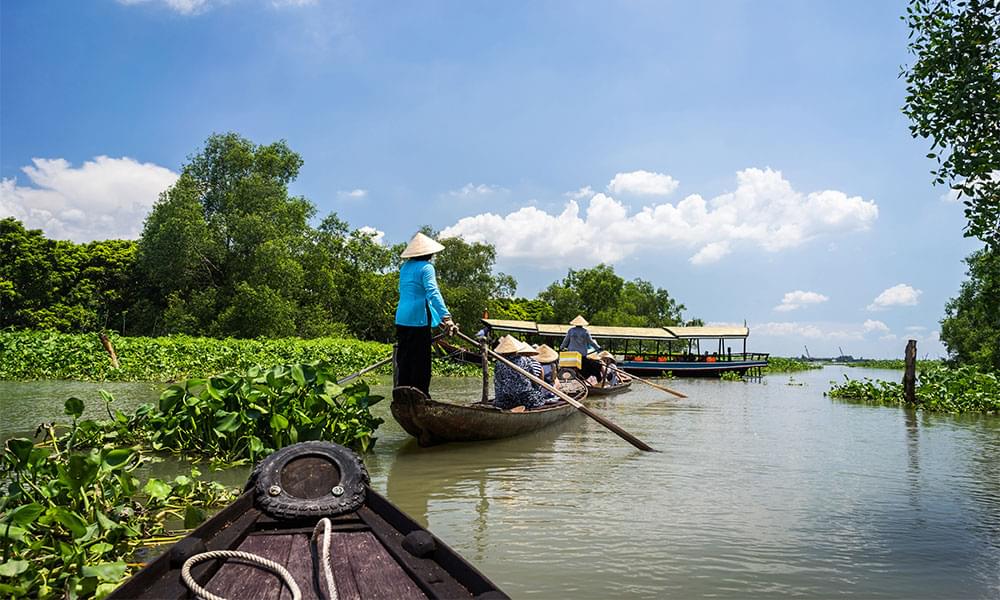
[480,337,489,403]
[99,333,120,369]
[903,339,917,404]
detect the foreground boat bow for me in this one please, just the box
[109,441,507,600]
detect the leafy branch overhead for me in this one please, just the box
[902,0,1000,246]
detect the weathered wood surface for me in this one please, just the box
[210,533,294,600]
[903,339,917,403]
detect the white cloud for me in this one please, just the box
[442,167,878,267]
[357,226,384,245]
[117,0,213,15]
[338,189,368,199]
[862,319,890,334]
[0,156,178,242]
[905,325,927,332]
[449,183,507,198]
[775,290,829,312]
[271,0,316,6]
[867,284,922,311]
[607,170,680,196]
[689,241,731,265]
[566,186,594,200]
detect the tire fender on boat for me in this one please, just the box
[251,441,370,519]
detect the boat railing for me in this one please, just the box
[621,352,769,363]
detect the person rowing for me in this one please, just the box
[394,232,458,397]
[559,315,604,382]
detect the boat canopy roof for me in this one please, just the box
[482,318,750,341]
[665,326,749,339]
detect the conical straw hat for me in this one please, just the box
[569,315,589,326]
[400,232,446,258]
[515,340,539,356]
[494,335,521,354]
[534,344,559,363]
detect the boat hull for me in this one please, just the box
[390,385,585,446]
[621,359,767,377]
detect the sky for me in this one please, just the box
[1,0,982,358]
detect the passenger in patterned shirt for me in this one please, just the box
[492,336,545,410]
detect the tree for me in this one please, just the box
[135,133,316,337]
[940,247,1000,371]
[0,218,137,332]
[902,0,1000,246]
[539,264,691,326]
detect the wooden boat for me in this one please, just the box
[556,368,632,397]
[108,441,507,600]
[391,379,588,447]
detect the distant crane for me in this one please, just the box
[803,345,812,360]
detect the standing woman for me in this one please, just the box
[395,232,458,396]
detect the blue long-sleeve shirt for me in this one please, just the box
[559,326,601,355]
[395,260,450,327]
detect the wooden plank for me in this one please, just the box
[207,533,294,600]
[327,534,363,600]
[339,532,427,600]
[279,534,319,600]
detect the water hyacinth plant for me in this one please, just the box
[144,362,385,463]
[0,399,235,600]
[827,365,1000,414]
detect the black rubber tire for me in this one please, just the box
[253,441,369,519]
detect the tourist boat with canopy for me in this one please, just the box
[480,319,769,378]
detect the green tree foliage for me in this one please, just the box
[940,247,1000,371]
[488,298,556,323]
[902,0,1000,246]
[0,218,137,332]
[538,263,690,326]
[135,133,318,337]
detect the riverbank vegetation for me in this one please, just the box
[828,365,1000,414]
[764,357,822,373]
[0,330,476,382]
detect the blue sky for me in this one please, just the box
[1,0,981,358]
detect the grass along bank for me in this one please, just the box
[0,331,477,382]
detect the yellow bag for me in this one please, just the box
[559,351,582,369]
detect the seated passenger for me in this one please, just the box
[493,336,542,410]
[533,344,561,389]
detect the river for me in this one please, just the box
[1,366,998,599]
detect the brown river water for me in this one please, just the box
[2,366,998,599]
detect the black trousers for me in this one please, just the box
[582,357,604,380]
[395,324,432,396]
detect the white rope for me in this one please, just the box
[181,550,302,600]
[312,517,339,600]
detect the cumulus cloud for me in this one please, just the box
[775,290,829,312]
[357,226,384,245]
[867,284,922,311]
[566,186,594,200]
[607,170,679,196]
[442,167,878,267]
[862,319,890,334]
[338,189,368,199]
[449,183,507,198]
[689,241,730,265]
[0,156,178,242]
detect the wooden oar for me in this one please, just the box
[608,364,688,399]
[337,333,446,385]
[456,331,656,452]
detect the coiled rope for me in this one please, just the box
[180,517,338,600]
